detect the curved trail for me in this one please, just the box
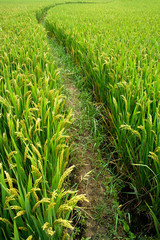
[37,4,127,239]
[36,0,115,23]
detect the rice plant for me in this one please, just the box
[45,0,160,233]
[0,4,87,239]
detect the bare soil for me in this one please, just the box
[64,78,126,239]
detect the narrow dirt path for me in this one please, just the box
[65,76,108,239]
[47,38,127,239]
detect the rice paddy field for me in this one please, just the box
[0,0,160,238]
[45,0,160,236]
[0,1,87,239]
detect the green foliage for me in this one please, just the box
[44,0,160,235]
[0,4,87,239]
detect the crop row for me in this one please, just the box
[45,0,160,234]
[0,5,86,239]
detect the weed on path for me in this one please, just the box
[46,38,129,239]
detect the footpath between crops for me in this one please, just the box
[47,37,129,239]
[36,6,132,239]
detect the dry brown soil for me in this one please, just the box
[64,78,126,240]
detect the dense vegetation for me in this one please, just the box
[0,2,86,239]
[1,0,160,238]
[45,0,160,235]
